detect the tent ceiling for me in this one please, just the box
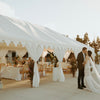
[0,15,95,56]
[0,15,78,49]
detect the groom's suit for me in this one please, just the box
[77,52,85,87]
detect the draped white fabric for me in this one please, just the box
[54,48,65,62]
[42,51,48,58]
[0,48,8,63]
[0,57,6,63]
[53,67,59,81]
[26,43,43,87]
[64,50,71,60]
[0,48,8,58]
[32,62,40,87]
[58,62,65,82]
[16,49,27,58]
[54,48,66,82]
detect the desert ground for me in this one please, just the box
[0,73,100,100]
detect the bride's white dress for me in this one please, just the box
[85,57,100,93]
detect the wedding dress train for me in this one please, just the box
[85,57,100,93]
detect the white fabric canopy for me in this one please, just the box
[54,48,66,82]
[26,43,43,87]
[16,49,27,58]
[0,48,8,63]
[0,15,95,87]
[64,49,72,59]
[0,48,8,58]
[67,37,95,58]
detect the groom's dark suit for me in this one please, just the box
[77,52,85,88]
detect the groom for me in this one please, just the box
[77,47,87,89]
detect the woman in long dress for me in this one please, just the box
[84,50,100,93]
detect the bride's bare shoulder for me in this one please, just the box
[86,56,89,59]
[86,56,90,60]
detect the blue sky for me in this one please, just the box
[0,0,100,41]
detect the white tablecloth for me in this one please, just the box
[53,67,65,82]
[38,62,50,67]
[61,62,71,69]
[1,66,22,81]
[38,62,51,76]
[53,67,59,81]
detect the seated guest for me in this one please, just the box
[21,62,29,79]
[8,63,12,66]
[15,59,18,65]
[24,60,29,73]
[14,64,17,67]
[45,54,51,62]
[22,59,26,65]
[17,61,23,67]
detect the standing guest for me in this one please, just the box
[53,56,58,67]
[70,56,77,77]
[28,57,34,88]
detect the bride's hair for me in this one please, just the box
[88,50,93,61]
[88,50,92,57]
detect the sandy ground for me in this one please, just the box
[0,73,100,100]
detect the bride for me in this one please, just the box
[84,50,100,93]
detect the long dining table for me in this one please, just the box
[0,66,22,81]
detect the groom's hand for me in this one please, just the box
[82,61,86,66]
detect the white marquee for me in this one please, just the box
[0,15,95,87]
